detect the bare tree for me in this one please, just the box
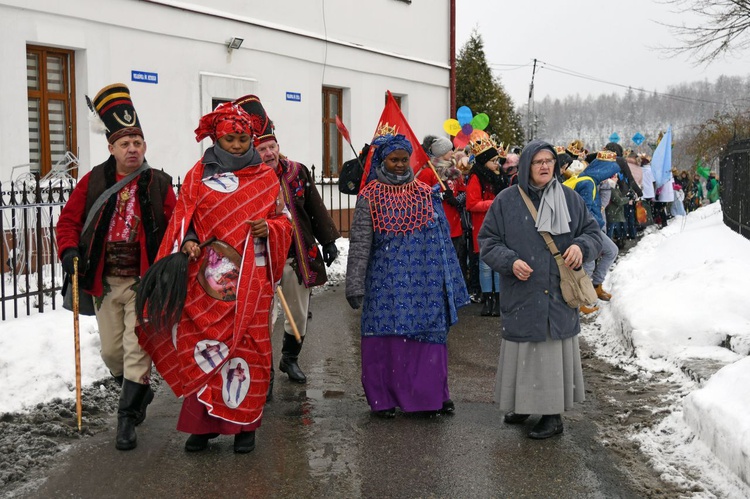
[662,0,750,64]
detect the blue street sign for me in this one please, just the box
[632,132,645,146]
[609,132,620,144]
[131,71,158,84]
[285,92,301,102]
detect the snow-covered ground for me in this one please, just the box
[582,202,750,496]
[1,202,748,496]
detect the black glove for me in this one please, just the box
[61,248,80,275]
[347,295,363,310]
[322,242,338,267]
[443,187,459,207]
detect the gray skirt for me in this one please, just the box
[493,332,585,415]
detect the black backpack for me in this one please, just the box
[338,143,370,195]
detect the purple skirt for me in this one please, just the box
[361,336,450,413]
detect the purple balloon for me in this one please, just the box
[461,124,473,136]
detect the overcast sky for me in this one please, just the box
[456,0,750,108]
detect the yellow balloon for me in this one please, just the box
[443,119,461,136]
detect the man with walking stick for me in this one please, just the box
[57,83,176,450]
[236,95,340,388]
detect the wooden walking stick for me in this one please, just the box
[275,287,302,344]
[426,159,447,191]
[72,257,83,432]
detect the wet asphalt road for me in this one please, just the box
[28,283,640,498]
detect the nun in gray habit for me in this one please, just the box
[477,140,602,439]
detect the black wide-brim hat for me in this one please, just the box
[234,94,276,144]
[90,83,143,144]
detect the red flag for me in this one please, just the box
[335,115,351,145]
[359,91,430,191]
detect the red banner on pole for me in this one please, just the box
[335,115,351,145]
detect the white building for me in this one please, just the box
[0,0,454,185]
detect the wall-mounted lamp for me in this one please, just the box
[226,37,244,53]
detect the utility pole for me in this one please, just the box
[527,58,537,142]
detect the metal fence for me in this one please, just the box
[1,166,353,320]
[1,176,73,320]
[720,138,750,240]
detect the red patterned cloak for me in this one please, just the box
[138,160,291,425]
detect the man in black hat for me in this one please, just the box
[235,95,340,389]
[57,83,176,451]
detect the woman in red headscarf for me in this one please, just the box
[138,102,292,453]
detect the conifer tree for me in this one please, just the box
[456,30,524,147]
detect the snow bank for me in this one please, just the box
[586,202,750,491]
[683,356,750,486]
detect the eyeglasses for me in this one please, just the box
[531,158,555,167]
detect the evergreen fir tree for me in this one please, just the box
[456,30,524,147]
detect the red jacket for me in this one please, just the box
[465,174,496,253]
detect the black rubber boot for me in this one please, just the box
[279,333,306,383]
[133,385,154,426]
[266,365,275,402]
[115,379,150,451]
[480,293,493,316]
[113,374,124,387]
[491,292,501,316]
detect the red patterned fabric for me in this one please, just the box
[138,160,291,425]
[359,180,434,235]
[194,102,254,143]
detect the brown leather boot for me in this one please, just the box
[580,304,599,315]
[594,284,612,301]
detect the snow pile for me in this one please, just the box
[584,202,750,492]
[0,312,108,414]
[683,356,750,487]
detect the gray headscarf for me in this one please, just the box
[518,140,571,235]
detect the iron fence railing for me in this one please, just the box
[1,175,74,320]
[1,165,353,320]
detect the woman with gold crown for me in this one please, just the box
[345,133,469,418]
[466,130,505,317]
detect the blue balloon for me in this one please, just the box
[457,106,473,126]
[609,132,621,144]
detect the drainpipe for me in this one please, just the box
[450,0,456,119]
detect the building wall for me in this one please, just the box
[0,0,450,181]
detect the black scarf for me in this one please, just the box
[469,162,504,195]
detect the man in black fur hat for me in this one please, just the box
[57,83,176,451]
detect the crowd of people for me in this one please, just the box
[57,83,721,453]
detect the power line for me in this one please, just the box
[524,59,727,107]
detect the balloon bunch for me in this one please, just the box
[443,106,490,149]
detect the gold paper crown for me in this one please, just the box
[469,135,497,157]
[497,142,508,159]
[554,145,566,155]
[376,122,398,137]
[567,139,585,157]
[595,150,617,162]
